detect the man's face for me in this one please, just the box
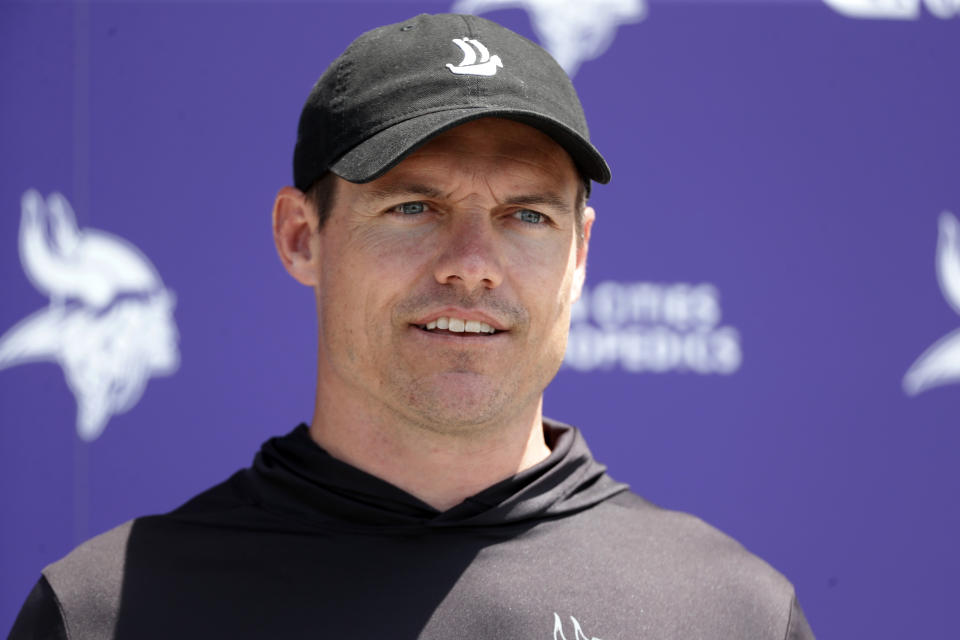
[312,118,593,433]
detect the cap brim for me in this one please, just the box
[329,107,611,186]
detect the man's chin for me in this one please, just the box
[399,372,517,433]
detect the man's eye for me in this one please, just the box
[514,209,545,224]
[393,202,427,215]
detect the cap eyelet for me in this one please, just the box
[400,25,414,31]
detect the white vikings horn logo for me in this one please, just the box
[823,0,960,20]
[0,190,180,441]
[903,211,960,395]
[451,0,646,76]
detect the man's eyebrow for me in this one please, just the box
[361,184,573,213]
[505,193,573,213]
[362,183,445,202]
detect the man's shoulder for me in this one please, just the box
[603,490,770,546]
[9,522,136,640]
[598,490,792,586]
[39,520,134,640]
[574,490,812,637]
[32,470,254,638]
[43,470,246,574]
[44,519,134,577]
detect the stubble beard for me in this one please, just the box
[387,350,518,436]
[381,288,528,435]
[324,285,572,439]
[381,317,571,439]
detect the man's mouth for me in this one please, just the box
[415,316,501,335]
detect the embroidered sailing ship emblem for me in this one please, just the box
[446,37,503,76]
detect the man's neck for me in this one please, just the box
[307,392,552,511]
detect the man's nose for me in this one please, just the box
[433,215,504,292]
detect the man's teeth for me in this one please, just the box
[424,317,496,334]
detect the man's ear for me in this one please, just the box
[272,186,320,286]
[571,206,595,303]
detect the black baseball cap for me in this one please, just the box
[293,13,610,192]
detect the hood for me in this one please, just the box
[244,419,628,531]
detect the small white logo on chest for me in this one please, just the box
[554,613,603,640]
[446,37,503,76]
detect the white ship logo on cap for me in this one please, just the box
[903,211,960,395]
[446,37,503,76]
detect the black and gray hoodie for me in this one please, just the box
[10,420,813,639]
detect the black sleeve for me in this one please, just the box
[7,576,68,640]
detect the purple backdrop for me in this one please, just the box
[2,1,958,637]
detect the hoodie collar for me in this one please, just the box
[246,419,627,531]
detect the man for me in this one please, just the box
[10,13,813,639]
